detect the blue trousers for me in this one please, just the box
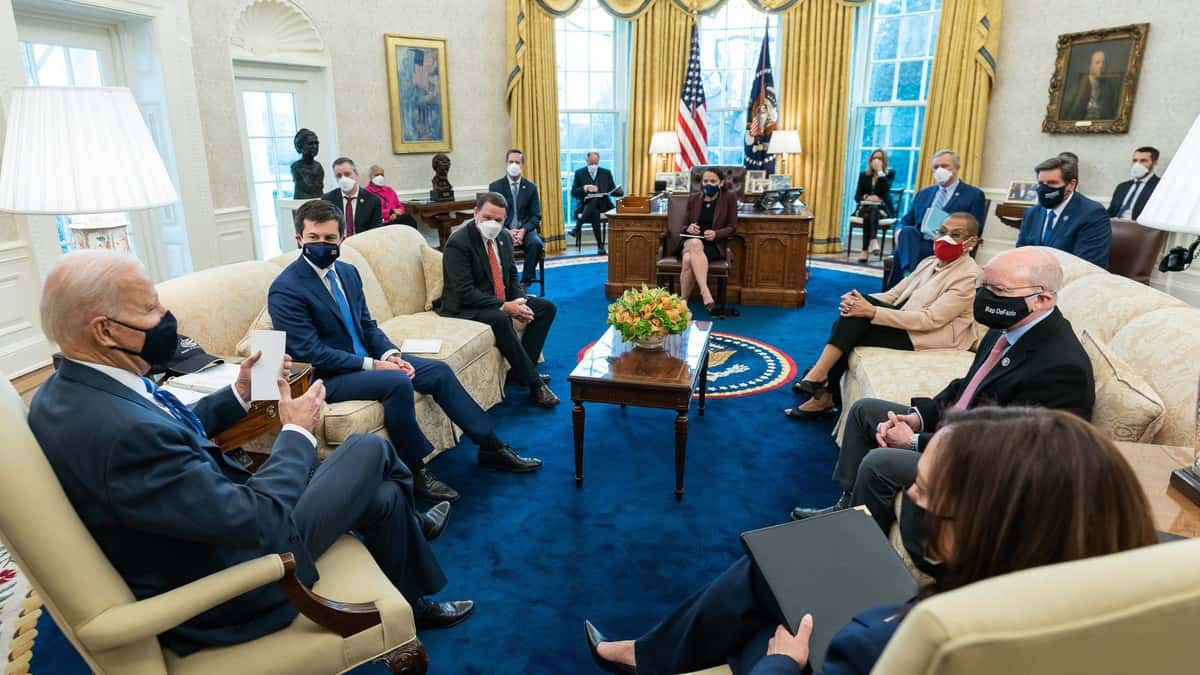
[324,355,494,470]
[885,229,934,291]
[518,229,544,284]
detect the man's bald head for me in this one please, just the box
[987,247,1063,294]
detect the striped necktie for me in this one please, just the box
[143,377,207,437]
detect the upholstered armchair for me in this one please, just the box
[656,193,733,316]
[0,378,429,675]
[687,164,747,199]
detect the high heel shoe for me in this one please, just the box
[784,403,836,420]
[585,621,635,674]
[791,374,828,397]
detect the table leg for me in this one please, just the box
[573,399,585,488]
[674,405,688,501]
[698,350,709,417]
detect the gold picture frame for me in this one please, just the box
[384,34,452,154]
[1042,23,1149,134]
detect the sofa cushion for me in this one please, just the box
[235,305,276,357]
[1108,307,1200,447]
[1058,274,1186,343]
[379,312,495,372]
[1080,330,1166,443]
[342,225,430,316]
[420,244,444,311]
[1041,246,1108,286]
[157,261,281,355]
[320,399,386,447]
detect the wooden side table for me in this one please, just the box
[211,363,312,454]
[404,198,476,249]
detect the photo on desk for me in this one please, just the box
[656,171,676,192]
[749,178,770,195]
[746,169,767,185]
[674,171,691,192]
[1007,180,1038,205]
[769,174,792,191]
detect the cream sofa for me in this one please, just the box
[835,246,1200,448]
[156,225,508,459]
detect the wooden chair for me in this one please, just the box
[572,213,608,254]
[0,377,429,675]
[846,203,897,261]
[513,246,545,295]
[656,194,732,317]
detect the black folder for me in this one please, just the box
[740,508,918,670]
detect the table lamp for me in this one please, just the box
[1136,112,1200,506]
[0,86,179,253]
[767,130,802,176]
[649,131,680,176]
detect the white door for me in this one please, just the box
[234,64,333,260]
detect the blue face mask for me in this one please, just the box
[302,242,340,269]
[701,184,719,197]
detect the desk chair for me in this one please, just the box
[846,203,897,262]
[1110,217,1168,284]
[572,213,608,254]
[656,193,734,318]
[514,246,545,296]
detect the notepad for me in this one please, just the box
[167,363,240,394]
[160,384,206,406]
[249,330,286,401]
[921,206,950,240]
[402,339,443,354]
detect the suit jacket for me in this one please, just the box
[910,307,1094,447]
[1107,174,1160,220]
[744,604,904,675]
[322,188,384,236]
[1016,192,1112,268]
[28,360,318,655]
[438,220,524,318]
[1062,74,1119,121]
[870,253,981,351]
[667,190,738,259]
[854,169,896,217]
[898,181,987,236]
[488,176,542,232]
[268,257,397,380]
[571,166,624,217]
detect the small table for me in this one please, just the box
[211,363,312,454]
[1114,441,1200,538]
[569,322,712,500]
[404,198,476,249]
[994,202,1031,230]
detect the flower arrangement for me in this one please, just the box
[607,286,691,348]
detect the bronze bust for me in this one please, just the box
[290,128,325,199]
[430,153,454,202]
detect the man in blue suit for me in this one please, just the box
[885,149,987,290]
[487,148,544,288]
[269,200,542,505]
[29,250,472,655]
[1016,156,1111,268]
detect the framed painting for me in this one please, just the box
[1042,24,1149,134]
[384,34,452,153]
[1006,181,1038,205]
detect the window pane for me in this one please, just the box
[272,137,296,181]
[589,72,613,108]
[32,44,70,86]
[68,48,103,86]
[568,113,590,149]
[899,14,932,58]
[270,92,297,136]
[890,106,917,147]
[868,62,896,102]
[242,92,270,136]
[253,182,279,228]
[877,0,903,15]
[591,113,614,151]
[590,32,613,72]
[872,18,899,60]
[248,138,272,181]
[897,61,924,101]
[907,0,932,11]
[565,75,588,109]
[860,108,878,147]
[558,112,568,146]
[564,39,589,71]
[891,149,914,188]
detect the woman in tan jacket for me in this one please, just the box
[787,212,982,419]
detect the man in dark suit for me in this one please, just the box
[1061,49,1119,121]
[439,192,560,408]
[567,151,623,254]
[1016,156,1112,268]
[29,249,473,655]
[269,200,542,505]
[1108,146,1161,221]
[321,157,383,237]
[885,150,987,290]
[792,247,1093,522]
[487,148,543,288]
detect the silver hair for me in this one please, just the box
[40,249,143,345]
[932,149,961,167]
[991,248,1064,294]
[586,151,600,160]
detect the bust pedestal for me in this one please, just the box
[430,188,455,203]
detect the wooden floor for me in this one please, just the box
[12,365,52,405]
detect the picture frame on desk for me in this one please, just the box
[1006,180,1038,205]
[746,170,766,185]
[674,171,691,193]
[748,178,770,195]
[656,171,675,193]
[769,174,792,191]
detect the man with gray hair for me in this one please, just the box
[29,250,473,654]
[793,247,1094,524]
[1016,155,1111,268]
[886,149,987,290]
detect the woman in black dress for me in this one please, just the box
[853,149,895,262]
[675,169,738,311]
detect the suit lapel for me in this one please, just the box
[356,195,367,231]
[294,258,343,321]
[1135,175,1159,214]
[976,309,1062,393]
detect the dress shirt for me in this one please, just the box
[71,359,317,447]
[1040,191,1075,242]
[302,256,399,369]
[365,181,404,223]
[1118,179,1147,219]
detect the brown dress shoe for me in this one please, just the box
[530,382,561,408]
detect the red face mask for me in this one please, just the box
[933,235,965,262]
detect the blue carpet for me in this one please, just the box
[30,261,873,674]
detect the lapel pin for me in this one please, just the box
[1001,357,1010,367]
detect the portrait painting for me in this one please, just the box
[384,34,452,153]
[1043,24,1148,134]
[1007,181,1038,205]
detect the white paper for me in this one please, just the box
[168,363,240,394]
[161,384,206,406]
[402,338,443,354]
[249,330,286,401]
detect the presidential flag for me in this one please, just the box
[675,23,708,171]
[744,29,777,173]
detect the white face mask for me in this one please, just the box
[337,176,357,193]
[506,162,522,178]
[932,167,953,185]
[1130,162,1150,180]
[477,219,503,240]
[371,175,385,186]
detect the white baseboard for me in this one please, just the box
[0,241,53,379]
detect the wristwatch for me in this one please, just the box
[909,435,920,452]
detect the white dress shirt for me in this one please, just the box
[1118,179,1148,219]
[1040,190,1075,242]
[302,255,399,369]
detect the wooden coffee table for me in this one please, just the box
[569,322,712,500]
[212,363,312,454]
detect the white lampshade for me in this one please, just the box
[0,86,178,215]
[767,130,802,155]
[648,131,680,155]
[1139,113,1200,235]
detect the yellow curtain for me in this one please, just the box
[536,0,658,17]
[507,0,566,253]
[914,0,1002,187]
[627,0,693,193]
[777,0,857,254]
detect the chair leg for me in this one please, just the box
[717,276,728,318]
[378,639,429,674]
[845,227,854,258]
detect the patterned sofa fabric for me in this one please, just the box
[157,261,283,355]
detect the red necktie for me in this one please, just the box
[344,195,356,237]
[952,335,1009,411]
[486,240,506,299]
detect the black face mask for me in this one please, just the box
[1035,182,1066,209]
[302,242,340,269]
[973,287,1033,329]
[701,183,720,197]
[109,310,179,374]
[899,491,945,581]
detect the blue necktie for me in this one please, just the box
[326,268,369,358]
[932,187,949,211]
[1041,211,1057,245]
[143,377,207,438]
[1119,181,1141,216]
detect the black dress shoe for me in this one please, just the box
[415,467,460,503]
[584,621,635,674]
[416,599,475,630]
[531,382,561,408]
[419,501,450,542]
[791,491,852,521]
[783,404,836,420]
[596,246,607,255]
[478,445,543,472]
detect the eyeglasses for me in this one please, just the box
[935,227,973,241]
[976,282,1049,296]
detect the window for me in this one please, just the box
[239,89,299,259]
[555,0,630,226]
[844,0,943,224]
[698,0,779,166]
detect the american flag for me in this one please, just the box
[676,23,707,171]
